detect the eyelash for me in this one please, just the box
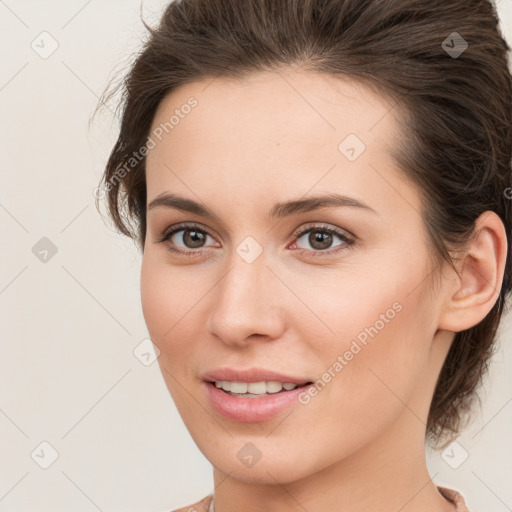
[156,222,356,258]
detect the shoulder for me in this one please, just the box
[437,486,471,512]
[170,494,213,512]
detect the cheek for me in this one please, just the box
[140,255,208,414]
[286,278,434,467]
[307,259,435,401]
[140,255,170,343]
[140,254,201,360]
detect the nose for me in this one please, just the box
[205,252,287,347]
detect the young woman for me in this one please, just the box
[95,1,512,511]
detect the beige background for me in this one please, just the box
[0,1,511,511]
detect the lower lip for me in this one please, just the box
[204,382,312,422]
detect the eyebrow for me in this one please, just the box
[147,192,378,220]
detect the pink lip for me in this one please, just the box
[201,367,310,384]
[204,381,312,422]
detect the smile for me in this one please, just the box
[204,380,313,422]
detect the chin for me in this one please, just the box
[195,436,326,485]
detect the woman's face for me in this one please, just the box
[141,70,453,484]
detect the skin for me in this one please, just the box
[140,69,507,512]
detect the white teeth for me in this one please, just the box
[266,381,284,393]
[214,380,300,395]
[230,382,247,393]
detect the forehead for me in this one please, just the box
[145,69,417,219]
[148,69,398,148]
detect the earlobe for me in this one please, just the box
[437,211,507,333]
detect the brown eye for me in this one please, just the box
[292,225,353,255]
[306,230,333,250]
[157,223,218,255]
[180,228,207,248]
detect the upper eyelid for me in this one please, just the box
[159,222,353,245]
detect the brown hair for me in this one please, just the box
[94,0,512,450]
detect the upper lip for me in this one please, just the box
[202,367,312,385]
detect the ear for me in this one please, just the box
[437,211,508,333]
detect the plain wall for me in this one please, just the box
[1,1,511,511]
